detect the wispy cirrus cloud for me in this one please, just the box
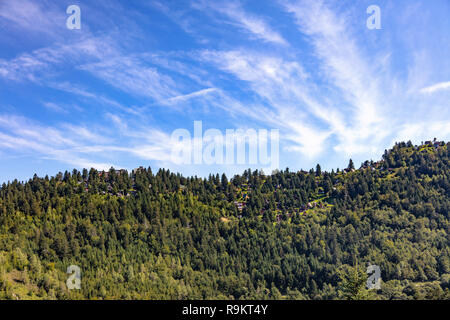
[49,81,142,116]
[161,87,218,105]
[420,81,450,94]
[0,35,119,82]
[194,0,448,162]
[0,114,116,169]
[283,0,391,153]
[42,102,68,114]
[393,121,450,145]
[0,0,63,36]
[200,49,337,157]
[79,55,180,101]
[195,0,288,45]
[0,113,184,170]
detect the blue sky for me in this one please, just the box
[0,0,449,182]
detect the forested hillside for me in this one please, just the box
[0,141,449,300]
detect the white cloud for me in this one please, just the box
[0,115,116,169]
[0,0,62,35]
[42,102,67,114]
[393,121,450,145]
[49,82,140,116]
[281,0,396,158]
[0,112,190,170]
[420,81,450,94]
[79,55,180,101]
[199,49,333,157]
[0,36,119,82]
[211,1,288,45]
[162,88,218,105]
